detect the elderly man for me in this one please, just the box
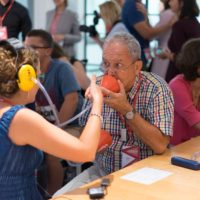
[54,32,174,196]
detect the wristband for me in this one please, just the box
[90,113,103,123]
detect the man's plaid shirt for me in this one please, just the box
[79,72,174,174]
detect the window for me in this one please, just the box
[81,0,200,77]
[82,0,160,77]
[81,0,105,77]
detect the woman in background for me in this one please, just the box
[51,42,90,94]
[169,38,200,145]
[92,0,129,48]
[46,0,81,58]
[114,0,125,7]
[163,0,200,82]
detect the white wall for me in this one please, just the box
[33,0,54,29]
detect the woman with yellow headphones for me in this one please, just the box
[0,39,103,200]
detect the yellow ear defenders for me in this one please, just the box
[17,64,37,91]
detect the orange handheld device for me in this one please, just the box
[100,75,120,94]
[98,129,112,152]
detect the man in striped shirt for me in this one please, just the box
[53,32,174,197]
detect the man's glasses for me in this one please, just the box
[102,60,135,73]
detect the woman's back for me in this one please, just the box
[0,105,43,200]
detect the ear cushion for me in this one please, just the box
[17,64,36,91]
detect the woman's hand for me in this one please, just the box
[85,75,103,104]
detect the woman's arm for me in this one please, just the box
[9,76,103,163]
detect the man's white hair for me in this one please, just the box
[104,32,141,61]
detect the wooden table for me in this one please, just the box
[51,137,200,200]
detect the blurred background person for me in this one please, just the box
[51,42,91,186]
[162,0,200,82]
[51,42,90,95]
[114,0,125,8]
[25,29,83,196]
[0,0,32,40]
[0,0,32,110]
[122,0,175,69]
[46,0,81,58]
[169,38,200,146]
[92,0,129,49]
[150,0,175,79]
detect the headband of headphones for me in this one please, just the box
[7,37,24,50]
[6,38,37,92]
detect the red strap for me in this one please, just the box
[117,73,142,135]
[0,0,15,26]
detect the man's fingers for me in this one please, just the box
[118,80,126,95]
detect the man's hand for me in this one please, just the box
[101,79,132,115]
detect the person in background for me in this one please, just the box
[150,0,175,79]
[0,39,103,200]
[53,32,174,196]
[92,0,129,49]
[169,38,200,146]
[46,0,81,58]
[0,0,33,110]
[51,42,90,94]
[25,29,83,196]
[0,0,32,40]
[51,42,92,186]
[114,0,125,8]
[121,0,175,68]
[163,0,200,82]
